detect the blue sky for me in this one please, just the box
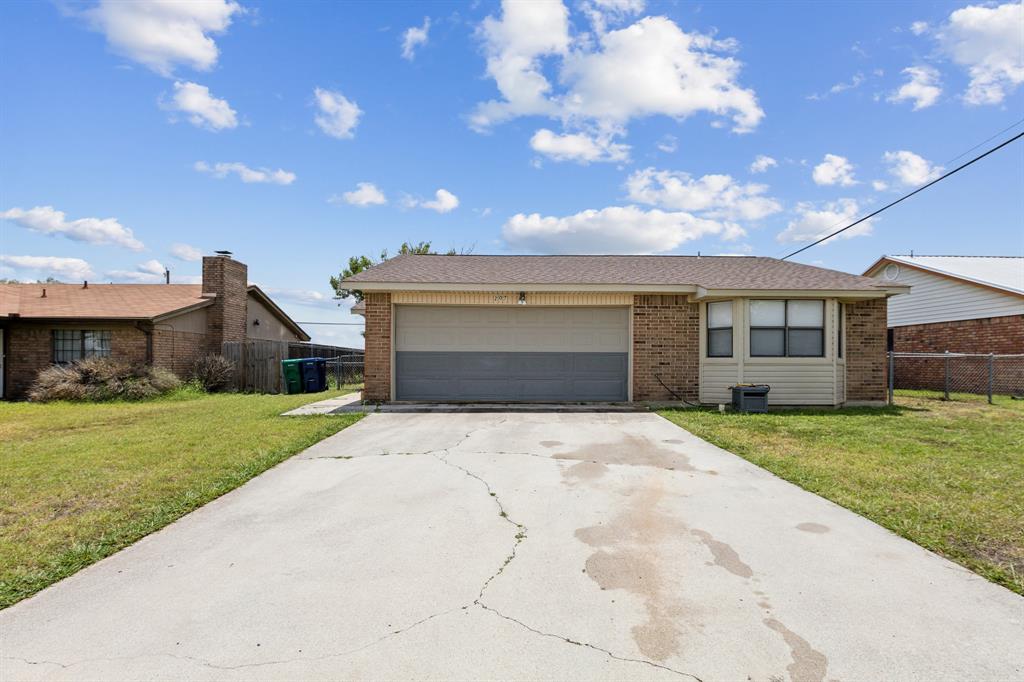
[1,0,1022,347]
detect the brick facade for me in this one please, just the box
[891,315,1023,394]
[203,255,248,353]
[153,329,208,378]
[631,295,699,401]
[362,292,392,401]
[844,298,887,403]
[892,315,1023,354]
[3,323,148,399]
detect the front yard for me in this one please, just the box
[660,391,1024,595]
[0,387,363,609]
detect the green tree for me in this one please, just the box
[330,241,444,302]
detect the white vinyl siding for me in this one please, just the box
[876,266,1024,327]
[700,298,845,406]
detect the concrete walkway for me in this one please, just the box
[2,413,1022,680]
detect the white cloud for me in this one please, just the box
[106,259,168,283]
[807,73,865,100]
[558,16,763,133]
[0,255,94,281]
[656,134,678,153]
[313,87,362,139]
[872,180,889,191]
[888,66,942,110]
[165,81,238,130]
[749,154,777,173]
[503,205,740,254]
[82,0,243,77]
[883,150,944,186]
[529,128,630,163]
[401,17,430,60]
[812,154,857,186]
[910,21,929,36]
[580,0,646,34]
[776,199,874,243]
[260,287,331,305]
[625,168,781,221]
[471,3,762,150]
[938,2,1024,105]
[471,0,570,129]
[194,161,296,185]
[419,189,460,213]
[1,205,144,251]
[333,182,387,207]
[170,243,202,261]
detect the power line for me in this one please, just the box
[781,131,1024,261]
[296,321,364,325]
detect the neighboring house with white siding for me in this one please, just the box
[863,255,1024,354]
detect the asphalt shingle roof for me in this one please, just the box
[0,284,210,319]
[344,254,888,291]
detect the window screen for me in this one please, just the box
[53,330,112,363]
[749,300,825,358]
[706,301,733,358]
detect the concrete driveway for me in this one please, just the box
[2,412,1022,681]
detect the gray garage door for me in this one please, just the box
[395,306,629,402]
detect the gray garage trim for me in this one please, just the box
[395,351,628,401]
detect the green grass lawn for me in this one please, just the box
[659,391,1024,595]
[0,386,363,609]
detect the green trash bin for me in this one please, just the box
[281,358,305,394]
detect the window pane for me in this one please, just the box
[54,330,82,363]
[788,329,824,356]
[787,300,823,326]
[84,331,112,357]
[750,300,784,326]
[750,328,785,356]
[707,301,732,328]
[708,329,732,357]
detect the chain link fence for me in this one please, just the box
[888,352,1024,404]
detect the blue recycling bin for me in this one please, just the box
[299,357,328,393]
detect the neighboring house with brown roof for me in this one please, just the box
[0,254,309,399]
[863,255,1024,354]
[344,254,908,406]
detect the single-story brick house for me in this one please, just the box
[0,253,309,399]
[863,255,1023,354]
[344,254,908,406]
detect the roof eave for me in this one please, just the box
[865,256,1024,299]
[344,281,700,293]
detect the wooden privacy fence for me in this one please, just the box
[222,340,288,393]
[222,340,365,393]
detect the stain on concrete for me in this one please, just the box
[662,439,685,444]
[574,481,689,661]
[555,434,697,472]
[765,618,828,682]
[797,522,830,534]
[691,529,754,579]
[539,440,563,448]
[564,461,608,482]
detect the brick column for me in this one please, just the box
[632,295,699,401]
[362,292,392,401]
[202,255,248,354]
[845,298,887,402]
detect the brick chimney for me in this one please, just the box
[203,252,248,353]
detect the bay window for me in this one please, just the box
[749,300,824,358]
[706,301,733,357]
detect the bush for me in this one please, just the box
[189,354,235,393]
[28,357,181,402]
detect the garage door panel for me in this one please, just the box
[394,306,629,401]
